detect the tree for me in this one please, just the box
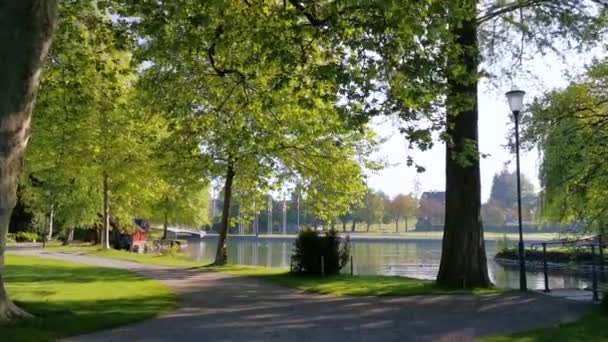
[288,0,606,288]
[391,194,417,232]
[119,1,377,265]
[488,168,535,210]
[23,2,167,249]
[523,60,608,231]
[485,168,537,224]
[359,189,385,232]
[0,0,58,321]
[417,192,445,228]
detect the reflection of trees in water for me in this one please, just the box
[252,241,258,265]
[281,242,288,268]
[266,242,272,268]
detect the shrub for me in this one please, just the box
[6,233,16,244]
[14,231,40,243]
[602,291,608,312]
[496,233,512,252]
[292,229,350,276]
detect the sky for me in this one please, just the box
[367,50,603,202]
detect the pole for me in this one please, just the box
[321,256,325,277]
[282,198,287,235]
[350,255,354,276]
[599,233,605,277]
[268,195,272,234]
[254,200,258,237]
[592,245,599,302]
[542,243,550,292]
[238,203,242,235]
[297,194,300,231]
[514,111,527,292]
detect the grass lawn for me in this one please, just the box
[1,254,176,342]
[204,264,504,296]
[481,309,608,342]
[34,246,506,297]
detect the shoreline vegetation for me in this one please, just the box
[203,231,561,242]
[495,247,607,266]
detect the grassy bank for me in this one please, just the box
[205,264,504,296]
[481,309,608,342]
[37,246,504,296]
[1,254,176,342]
[47,245,202,268]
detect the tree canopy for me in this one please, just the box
[523,59,608,231]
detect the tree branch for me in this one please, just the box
[477,0,552,24]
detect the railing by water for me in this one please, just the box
[529,234,606,302]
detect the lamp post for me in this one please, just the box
[506,89,527,292]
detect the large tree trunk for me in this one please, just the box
[0,0,57,321]
[351,220,356,232]
[395,217,399,233]
[101,173,110,249]
[214,163,235,265]
[437,0,491,288]
[342,221,346,232]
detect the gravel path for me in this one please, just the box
[12,250,591,342]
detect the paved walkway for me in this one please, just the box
[13,250,591,342]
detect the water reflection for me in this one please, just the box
[185,237,591,290]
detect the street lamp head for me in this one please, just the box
[506,89,526,114]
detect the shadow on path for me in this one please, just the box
[12,250,591,342]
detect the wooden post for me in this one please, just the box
[321,256,325,277]
[599,234,605,277]
[542,243,550,293]
[350,255,354,276]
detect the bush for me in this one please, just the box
[14,231,40,243]
[496,233,512,252]
[6,233,16,244]
[292,229,350,276]
[602,291,608,312]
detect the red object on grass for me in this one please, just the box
[132,218,150,242]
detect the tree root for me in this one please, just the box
[0,298,33,322]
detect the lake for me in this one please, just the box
[184,236,592,290]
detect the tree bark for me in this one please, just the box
[395,217,399,233]
[405,217,408,232]
[214,163,235,265]
[0,0,57,321]
[342,221,346,232]
[62,227,74,246]
[351,220,356,232]
[101,173,110,249]
[47,204,54,240]
[437,0,491,288]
